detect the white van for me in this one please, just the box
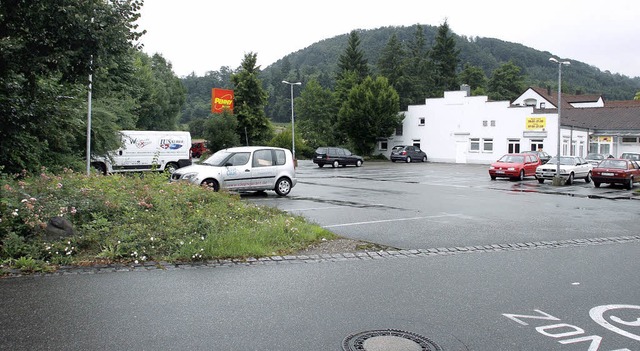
[170,146,296,196]
[92,130,192,174]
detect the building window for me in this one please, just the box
[540,102,546,109]
[470,138,480,152]
[622,137,639,143]
[508,139,520,153]
[412,139,421,149]
[490,120,496,127]
[483,138,493,152]
[418,117,425,126]
[483,120,488,127]
[395,124,403,136]
[379,140,388,151]
[531,139,544,152]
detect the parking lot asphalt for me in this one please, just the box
[2,159,639,351]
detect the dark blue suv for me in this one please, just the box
[313,147,364,168]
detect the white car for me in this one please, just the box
[535,156,593,185]
[170,146,296,196]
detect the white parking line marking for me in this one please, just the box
[288,206,345,212]
[322,214,460,228]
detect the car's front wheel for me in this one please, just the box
[594,181,601,188]
[201,179,220,192]
[332,160,339,168]
[565,173,574,185]
[275,177,292,196]
[626,177,634,190]
[318,163,324,168]
[356,160,363,167]
[518,170,525,181]
[584,171,592,183]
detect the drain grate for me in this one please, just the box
[342,329,442,351]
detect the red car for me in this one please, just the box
[591,158,640,189]
[489,153,541,181]
[190,141,209,158]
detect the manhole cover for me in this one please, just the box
[342,329,442,351]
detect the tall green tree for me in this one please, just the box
[336,30,370,83]
[231,52,273,145]
[203,110,240,152]
[338,76,401,156]
[429,20,460,94]
[295,79,338,148]
[405,24,435,104]
[134,53,186,130]
[487,61,526,101]
[459,63,488,95]
[378,33,412,110]
[0,0,144,173]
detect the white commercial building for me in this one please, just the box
[379,87,591,164]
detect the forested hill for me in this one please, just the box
[181,24,640,124]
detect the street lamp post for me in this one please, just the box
[282,80,301,161]
[549,57,570,185]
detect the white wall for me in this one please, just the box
[382,90,564,164]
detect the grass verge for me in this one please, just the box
[0,168,336,275]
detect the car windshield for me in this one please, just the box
[202,151,231,166]
[498,155,524,163]
[202,151,251,167]
[597,159,627,169]
[622,153,640,161]
[546,157,576,165]
[587,154,603,160]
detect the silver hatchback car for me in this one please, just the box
[170,146,297,196]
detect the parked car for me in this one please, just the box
[313,147,363,168]
[591,158,640,189]
[585,153,608,166]
[535,156,593,185]
[488,153,541,181]
[170,146,296,196]
[190,141,209,158]
[523,150,551,164]
[620,152,640,162]
[390,145,428,163]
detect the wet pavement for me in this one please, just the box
[1,160,639,350]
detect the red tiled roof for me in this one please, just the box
[563,106,640,130]
[605,100,640,107]
[528,87,601,108]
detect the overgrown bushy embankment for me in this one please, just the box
[0,168,335,274]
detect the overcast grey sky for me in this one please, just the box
[136,0,640,79]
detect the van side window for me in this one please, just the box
[227,152,250,166]
[253,149,274,167]
[274,150,286,165]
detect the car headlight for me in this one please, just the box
[507,167,515,171]
[181,172,199,181]
[489,166,495,170]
